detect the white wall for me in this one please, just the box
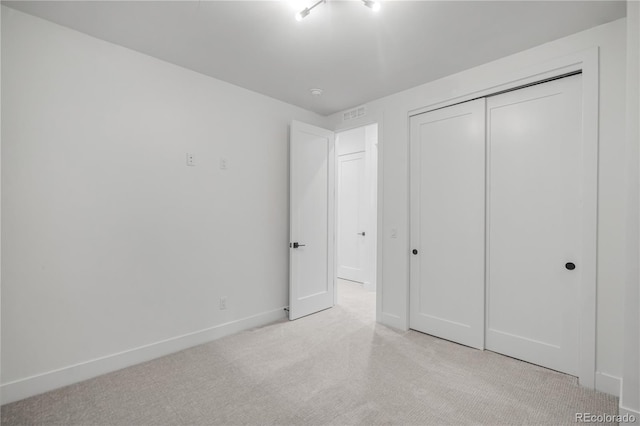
[622,0,640,418]
[1,7,328,403]
[329,19,628,393]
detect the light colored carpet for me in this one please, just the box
[1,279,618,425]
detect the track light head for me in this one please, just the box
[295,0,327,21]
[363,0,381,12]
[295,7,311,21]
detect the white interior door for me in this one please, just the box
[337,151,366,283]
[486,75,582,375]
[409,98,486,350]
[289,121,335,320]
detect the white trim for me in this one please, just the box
[365,124,379,298]
[620,379,640,424]
[595,372,621,396]
[577,48,599,390]
[0,307,286,405]
[408,48,593,118]
[406,47,599,389]
[376,116,384,326]
[381,312,406,330]
[619,406,640,425]
[403,113,412,332]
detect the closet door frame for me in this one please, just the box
[407,48,599,389]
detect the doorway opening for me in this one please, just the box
[335,123,378,319]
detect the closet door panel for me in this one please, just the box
[409,99,486,350]
[486,75,582,375]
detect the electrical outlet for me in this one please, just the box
[186,153,195,166]
[219,296,227,310]
[219,157,228,170]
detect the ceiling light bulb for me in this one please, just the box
[310,88,323,96]
[295,8,310,21]
[363,0,381,12]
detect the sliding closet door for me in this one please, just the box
[409,99,485,350]
[485,75,582,375]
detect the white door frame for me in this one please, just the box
[407,48,599,388]
[334,122,380,312]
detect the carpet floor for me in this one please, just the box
[1,280,618,425]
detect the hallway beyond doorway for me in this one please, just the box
[336,278,376,324]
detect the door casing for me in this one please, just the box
[289,121,380,319]
[335,123,379,292]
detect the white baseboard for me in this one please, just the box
[380,311,407,330]
[619,383,640,424]
[618,406,639,425]
[1,307,287,405]
[595,371,622,396]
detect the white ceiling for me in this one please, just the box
[3,0,626,116]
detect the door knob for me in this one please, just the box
[291,242,306,248]
[565,262,576,270]
[412,249,418,255]
[357,232,366,236]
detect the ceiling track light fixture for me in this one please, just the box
[362,0,381,12]
[295,0,325,21]
[295,0,380,21]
